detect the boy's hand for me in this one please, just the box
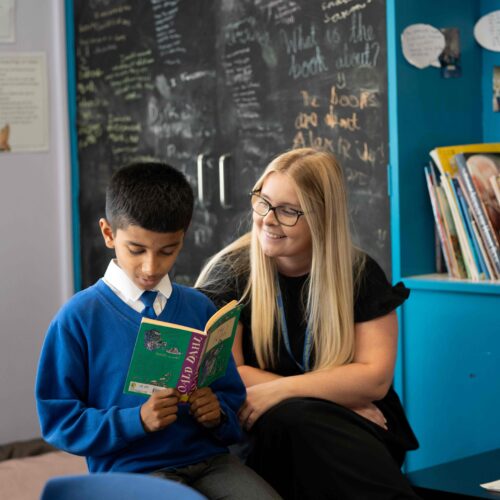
[188,387,222,428]
[140,388,180,432]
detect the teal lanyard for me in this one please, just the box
[276,281,313,372]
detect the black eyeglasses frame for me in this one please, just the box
[249,191,305,227]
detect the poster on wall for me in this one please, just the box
[0,52,49,152]
[474,10,500,52]
[0,0,15,43]
[494,66,500,113]
[400,24,445,69]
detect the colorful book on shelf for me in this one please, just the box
[427,161,446,274]
[471,217,495,279]
[426,161,466,278]
[454,179,487,279]
[123,299,243,401]
[455,175,493,280]
[430,143,500,177]
[431,173,467,278]
[440,173,480,280]
[428,161,466,278]
[454,153,500,279]
[424,166,453,276]
[490,174,500,208]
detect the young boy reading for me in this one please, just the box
[35,162,279,499]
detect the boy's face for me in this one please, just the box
[99,219,184,290]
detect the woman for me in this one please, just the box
[196,148,419,499]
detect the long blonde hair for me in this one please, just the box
[196,148,365,371]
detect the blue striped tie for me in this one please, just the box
[139,291,158,318]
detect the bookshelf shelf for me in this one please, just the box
[387,0,500,474]
[403,274,500,294]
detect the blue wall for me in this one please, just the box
[481,0,500,143]
[388,0,500,471]
[388,0,483,282]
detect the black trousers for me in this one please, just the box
[246,398,421,500]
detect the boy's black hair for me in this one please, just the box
[105,162,194,233]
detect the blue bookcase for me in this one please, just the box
[387,0,500,472]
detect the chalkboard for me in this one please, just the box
[73,0,389,288]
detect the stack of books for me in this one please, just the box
[425,143,500,281]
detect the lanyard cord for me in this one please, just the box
[276,281,313,372]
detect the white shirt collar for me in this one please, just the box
[103,259,172,309]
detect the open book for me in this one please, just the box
[124,300,243,401]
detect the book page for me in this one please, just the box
[198,302,242,387]
[204,299,239,332]
[205,314,237,352]
[143,316,204,335]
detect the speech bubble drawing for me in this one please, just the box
[474,10,500,52]
[401,24,445,69]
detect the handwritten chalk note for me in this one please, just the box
[401,24,445,69]
[474,10,500,52]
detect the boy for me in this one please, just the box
[35,162,279,499]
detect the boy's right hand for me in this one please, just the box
[140,388,180,432]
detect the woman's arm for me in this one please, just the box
[283,311,398,404]
[238,311,398,429]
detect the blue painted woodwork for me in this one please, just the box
[65,0,81,292]
[387,0,500,472]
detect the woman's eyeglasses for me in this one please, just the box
[250,192,304,227]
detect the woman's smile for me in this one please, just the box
[263,228,286,240]
[254,172,312,275]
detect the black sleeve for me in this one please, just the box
[354,255,410,323]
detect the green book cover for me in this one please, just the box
[123,300,242,401]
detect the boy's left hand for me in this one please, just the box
[188,387,222,428]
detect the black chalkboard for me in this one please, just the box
[73,0,389,288]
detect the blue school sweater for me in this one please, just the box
[35,279,245,473]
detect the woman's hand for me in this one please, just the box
[350,402,388,430]
[238,380,287,430]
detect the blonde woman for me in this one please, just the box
[196,148,419,499]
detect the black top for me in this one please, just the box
[202,254,410,375]
[199,252,418,455]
